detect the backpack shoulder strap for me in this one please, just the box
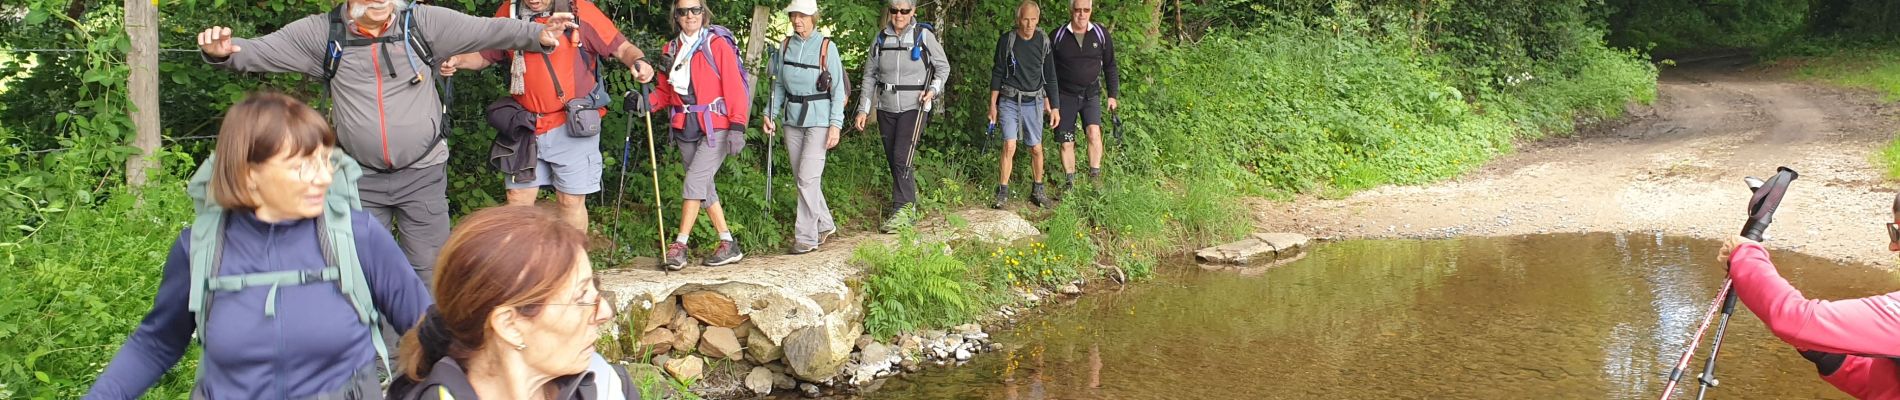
[402,8,437,67]
[323,4,349,84]
[819,37,831,69]
[185,157,225,345]
[322,152,391,383]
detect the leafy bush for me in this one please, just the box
[855,229,976,338]
[1,183,198,399]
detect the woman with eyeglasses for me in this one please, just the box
[649,0,750,270]
[853,0,950,234]
[1708,193,1900,399]
[88,92,431,399]
[388,205,625,400]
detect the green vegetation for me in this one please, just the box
[2,0,1669,395]
[0,182,199,398]
[1787,47,1900,178]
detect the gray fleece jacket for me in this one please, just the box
[858,22,951,115]
[206,4,552,171]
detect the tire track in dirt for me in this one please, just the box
[1251,63,1900,267]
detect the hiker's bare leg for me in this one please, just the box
[556,192,587,232]
[507,188,538,206]
[1000,140,1018,185]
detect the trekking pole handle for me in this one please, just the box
[1739,167,1798,242]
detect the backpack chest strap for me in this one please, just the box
[205,267,343,317]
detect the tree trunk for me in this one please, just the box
[125,0,161,188]
[744,5,771,92]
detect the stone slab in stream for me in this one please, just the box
[1195,232,1311,265]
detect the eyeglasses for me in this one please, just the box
[286,153,336,183]
[889,8,913,15]
[537,290,605,321]
[537,300,605,321]
[674,6,706,17]
[1072,7,1091,13]
[535,280,607,320]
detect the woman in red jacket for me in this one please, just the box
[1718,194,1900,399]
[649,0,750,270]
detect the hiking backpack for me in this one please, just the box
[320,4,453,173]
[661,25,753,135]
[774,35,846,124]
[876,22,936,62]
[999,29,1051,83]
[183,151,392,383]
[664,25,754,98]
[779,35,841,94]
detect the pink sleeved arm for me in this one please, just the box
[1730,242,1900,357]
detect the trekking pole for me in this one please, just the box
[986,122,997,150]
[1659,167,1798,400]
[609,88,639,261]
[643,84,667,261]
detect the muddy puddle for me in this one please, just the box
[859,233,1897,399]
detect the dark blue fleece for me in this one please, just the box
[86,210,430,399]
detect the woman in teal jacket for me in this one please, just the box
[763,0,846,254]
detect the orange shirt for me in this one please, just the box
[482,0,626,134]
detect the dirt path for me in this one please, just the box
[1250,60,1900,267]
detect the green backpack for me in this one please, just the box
[183,151,393,382]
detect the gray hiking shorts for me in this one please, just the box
[503,125,603,195]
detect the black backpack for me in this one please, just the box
[320,4,452,173]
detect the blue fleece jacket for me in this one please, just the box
[86,210,430,399]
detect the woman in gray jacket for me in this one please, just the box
[852,0,950,234]
[764,0,845,254]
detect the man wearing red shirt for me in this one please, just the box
[442,0,654,232]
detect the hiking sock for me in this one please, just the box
[676,234,690,244]
[718,231,734,242]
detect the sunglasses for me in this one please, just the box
[674,6,706,17]
[1072,7,1091,13]
[889,8,913,15]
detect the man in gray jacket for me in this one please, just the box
[195,0,572,281]
[852,0,950,233]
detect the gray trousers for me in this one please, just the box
[359,163,449,283]
[783,126,837,245]
[676,132,729,206]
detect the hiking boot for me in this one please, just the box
[704,240,744,266]
[880,205,916,234]
[1089,167,1102,180]
[1063,173,1076,191]
[790,241,819,255]
[662,242,689,271]
[991,185,1010,209]
[1031,183,1052,208]
[818,229,835,245]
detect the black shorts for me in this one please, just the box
[1054,92,1103,142]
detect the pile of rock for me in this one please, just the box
[625,289,1007,397]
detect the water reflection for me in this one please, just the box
[865,233,1898,399]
